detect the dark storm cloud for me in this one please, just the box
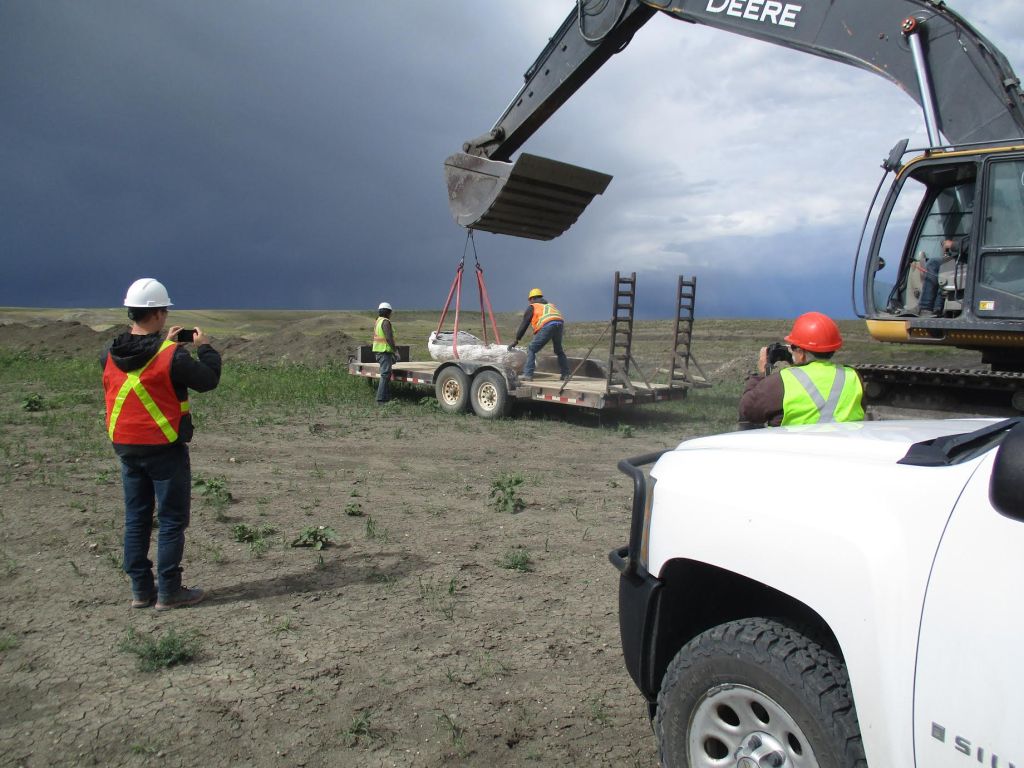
[3,2,1023,321]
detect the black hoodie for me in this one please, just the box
[100,332,222,456]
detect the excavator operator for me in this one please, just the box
[739,311,864,428]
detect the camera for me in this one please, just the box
[765,341,793,374]
[175,328,196,343]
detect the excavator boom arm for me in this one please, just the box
[447,0,1024,239]
[482,0,1024,157]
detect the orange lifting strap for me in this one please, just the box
[435,231,503,359]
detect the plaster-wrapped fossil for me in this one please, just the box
[428,331,526,371]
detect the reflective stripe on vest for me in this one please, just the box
[530,302,563,333]
[372,317,394,353]
[104,340,188,443]
[780,361,864,426]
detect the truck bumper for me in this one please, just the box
[609,545,663,703]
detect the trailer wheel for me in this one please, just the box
[655,618,865,768]
[470,370,510,419]
[434,367,470,414]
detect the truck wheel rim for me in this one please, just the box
[686,683,818,767]
[440,379,462,405]
[477,382,498,411]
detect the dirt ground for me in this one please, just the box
[0,308,991,768]
[0,316,682,768]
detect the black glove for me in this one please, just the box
[507,343,517,351]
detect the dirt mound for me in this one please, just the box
[0,320,110,360]
[216,328,356,366]
[0,321,356,367]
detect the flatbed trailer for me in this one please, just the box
[348,356,689,418]
[350,273,708,419]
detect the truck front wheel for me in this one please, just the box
[656,618,865,768]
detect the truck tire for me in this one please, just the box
[434,366,470,414]
[656,618,865,768]
[470,370,510,419]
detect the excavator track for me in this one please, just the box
[855,364,1024,417]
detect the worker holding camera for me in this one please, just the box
[738,311,864,428]
[101,278,222,611]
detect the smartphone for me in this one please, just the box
[175,328,196,343]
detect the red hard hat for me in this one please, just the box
[784,311,843,353]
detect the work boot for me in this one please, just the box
[131,591,157,609]
[155,586,206,612]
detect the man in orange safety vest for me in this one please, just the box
[101,278,221,611]
[507,288,570,382]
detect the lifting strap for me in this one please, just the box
[435,231,503,358]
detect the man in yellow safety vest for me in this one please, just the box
[739,311,864,428]
[372,301,399,403]
[101,278,221,610]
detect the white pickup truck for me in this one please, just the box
[610,418,1023,768]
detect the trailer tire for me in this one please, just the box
[470,370,510,419]
[655,618,865,768]
[434,367,470,414]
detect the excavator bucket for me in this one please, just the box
[444,152,612,241]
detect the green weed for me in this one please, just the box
[344,501,364,517]
[198,542,226,565]
[343,709,381,747]
[119,628,201,672]
[272,617,298,634]
[291,525,337,550]
[435,711,467,756]
[489,472,525,514]
[499,547,533,572]
[0,634,19,652]
[364,516,389,543]
[22,393,45,412]
[232,523,275,556]
[194,474,232,518]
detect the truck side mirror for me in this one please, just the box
[990,421,1024,520]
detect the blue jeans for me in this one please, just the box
[525,322,569,378]
[920,258,942,313]
[120,444,191,598]
[376,352,395,402]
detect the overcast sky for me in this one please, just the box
[3,1,1024,321]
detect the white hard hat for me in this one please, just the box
[378,302,392,311]
[124,278,173,308]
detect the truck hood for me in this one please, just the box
[666,418,1000,466]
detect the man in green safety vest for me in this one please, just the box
[739,311,864,428]
[372,301,399,404]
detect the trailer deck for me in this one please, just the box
[348,359,687,412]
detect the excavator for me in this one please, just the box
[444,0,1024,413]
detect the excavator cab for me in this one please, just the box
[863,146,1024,370]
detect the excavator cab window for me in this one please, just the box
[976,158,1024,319]
[880,162,976,318]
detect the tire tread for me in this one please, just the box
[655,617,867,768]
